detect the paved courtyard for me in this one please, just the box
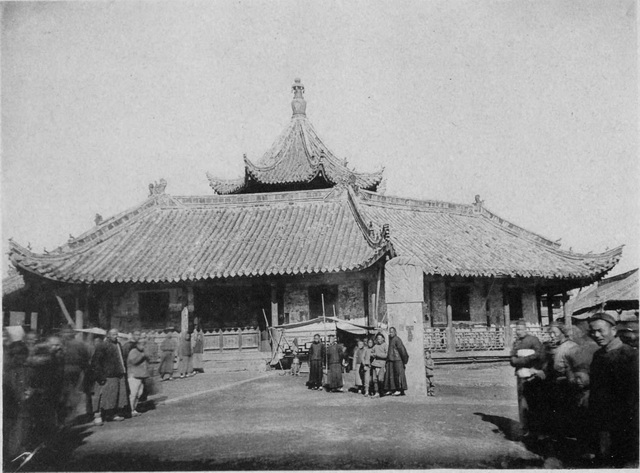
[35,363,548,470]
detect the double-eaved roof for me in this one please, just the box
[8,79,623,286]
[206,79,383,194]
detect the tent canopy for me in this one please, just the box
[274,316,374,335]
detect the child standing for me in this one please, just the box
[425,350,435,396]
[290,338,301,376]
[352,339,372,395]
[370,333,388,397]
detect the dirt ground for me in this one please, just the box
[29,363,552,470]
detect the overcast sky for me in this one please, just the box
[2,0,637,278]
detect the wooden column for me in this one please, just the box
[562,291,571,327]
[270,285,278,327]
[503,285,512,349]
[445,282,455,354]
[535,289,543,325]
[547,292,554,323]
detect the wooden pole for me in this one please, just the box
[547,292,554,323]
[375,265,382,325]
[55,295,75,327]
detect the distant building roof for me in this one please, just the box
[571,268,639,315]
[8,185,621,285]
[206,79,384,194]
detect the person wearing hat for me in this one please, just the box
[588,312,639,467]
[509,320,545,440]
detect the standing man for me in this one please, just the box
[91,328,128,425]
[383,327,409,396]
[326,335,345,392]
[547,322,579,445]
[588,312,639,467]
[307,334,325,390]
[509,320,544,440]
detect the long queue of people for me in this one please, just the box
[298,327,410,397]
[511,314,639,468]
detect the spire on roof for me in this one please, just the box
[291,78,306,117]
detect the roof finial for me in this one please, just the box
[291,78,306,117]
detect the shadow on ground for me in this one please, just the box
[473,412,522,441]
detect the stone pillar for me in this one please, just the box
[384,257,427,396]
[181,306,189,334]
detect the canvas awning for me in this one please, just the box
[274,316,374,335]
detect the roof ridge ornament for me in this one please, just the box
[291,78,306,117]
[149,178,167,196]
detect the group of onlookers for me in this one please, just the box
[158,328,205,381]
[510,314,638,467]
[301,327,410,397]
[3,326,91,461]
[3,324,206,463]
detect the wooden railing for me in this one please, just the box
[424,323,550,356]
[125,327,262,355]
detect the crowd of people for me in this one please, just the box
[510,314,639,467]
[301,327,411,397]
[2,324,205,464]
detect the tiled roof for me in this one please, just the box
[241,116,383,190]
[207,80,383,194]
[357,191,622,280]
[8,187,621,285]
[9,189,391,284]
[2,269,26,296]
[571,268,639,315]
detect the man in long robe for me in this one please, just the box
[509,320,545,440]
[383,327,409,396]
[307,334,324,390]
[91,328,128,425]
[588,312,639,467]
[326,335,345,392]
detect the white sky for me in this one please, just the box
[2,0,638,278]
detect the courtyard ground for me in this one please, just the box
[27,363,557,470]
